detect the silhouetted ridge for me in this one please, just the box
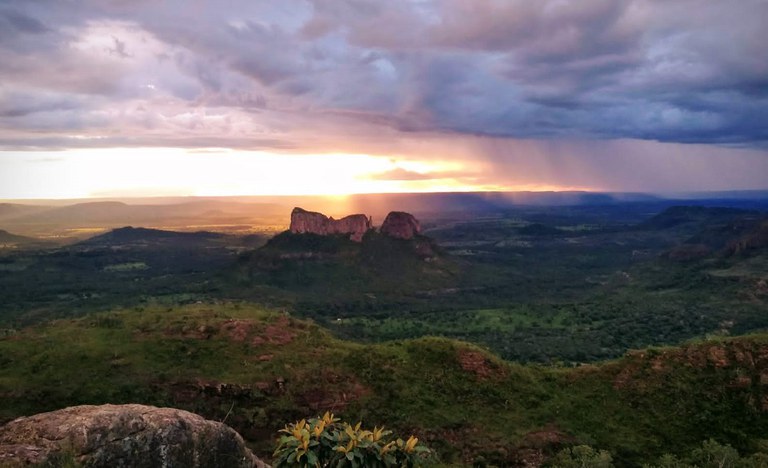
[82,226,224,245]
[0,229,36,244]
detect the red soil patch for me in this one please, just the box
[707,346,729,368]
[221,319,254,342]
[613,342,768,405]
[457,349,502,380]
[251,336,266,346]
[160,315,299,347]
[262,316,297,345]
[248,316,297,346]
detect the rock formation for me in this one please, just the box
[288,207,424,242]
[290,207,372,242]
[0,404,268,468]
[380,211,421,240]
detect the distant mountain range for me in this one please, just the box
[0,200,287,238]
[0,200,285,224]
[2,191,767,238]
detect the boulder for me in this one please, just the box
[289,207,372,242]
[0,404,269,468]
[380,211,421,240]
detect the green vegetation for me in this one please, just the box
[548,445,614,468]
[1,303,768,466]
[642,439,768,468]
[287,207,768,363]
[273,413,432,467]
[1,204,766,365]
[1,202,768,465]
[238,230,453,296]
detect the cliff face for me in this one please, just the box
[289,207,424,242]
[380,211,421,240]
[290,207,372,242]
[0,404,268,467]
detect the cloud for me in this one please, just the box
[365,168,455,181]
[0,8,50,35]
[0,0,766,195]
[1,0,766,147]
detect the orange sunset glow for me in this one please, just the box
[0,148,513,199]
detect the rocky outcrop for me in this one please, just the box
[380,211,421,240]
[288,207,424,242]
[0,404,268,468]
[290,207,372,242]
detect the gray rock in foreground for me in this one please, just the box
[0,404,269,467]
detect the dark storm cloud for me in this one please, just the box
[414,0,768,144]
[0,8,50,35]
[0,0,766,149]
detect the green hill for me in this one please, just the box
[235,231,456,298]
[1,303,766,466]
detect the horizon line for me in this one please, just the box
[3,189,768,206]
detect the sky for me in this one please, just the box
[1,0,767,199]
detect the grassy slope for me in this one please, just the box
[1,303,767,466]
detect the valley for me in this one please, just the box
[1,193,767,466]
[2,196,765,363]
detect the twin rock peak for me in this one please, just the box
[289,207,421,242]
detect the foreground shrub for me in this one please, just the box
[273,412,432,467]
[644,439,768,468]
[548,445,614,468]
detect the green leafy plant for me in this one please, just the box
[273,412,433,467]
[548,444,614,468]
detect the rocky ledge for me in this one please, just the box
[290,207,372,242]
[0,404,269,468]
